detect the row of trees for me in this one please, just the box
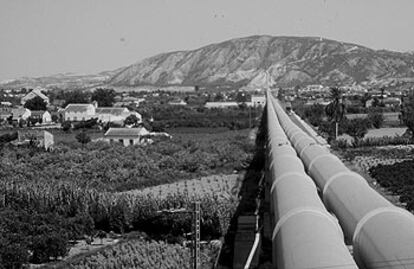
[23,88,117,111]
[296,87,414,143]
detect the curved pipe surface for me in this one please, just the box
[266,93,357,269]
[269,93,414,269]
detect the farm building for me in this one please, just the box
[251,95,266,107]
[64,103,96,121]
[104,127,150,146]
[21,88,49,105]
[64,102,141,123]
[30,110,52,123]
[96,107,142,123]
[11,108,31,121]
[15,130,54,150]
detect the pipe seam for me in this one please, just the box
[307,153,334,172]
[272,206,342,241]
[322,171,365,205]
[270,172,312,194]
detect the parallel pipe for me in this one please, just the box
[266,93,357,269]
[269,93,414,269]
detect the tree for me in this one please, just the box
[31,233,68,263]
[62,121,71,132]
[367,109,384,129]
[325,87,346,140]
[277,87,285,100]
[0,241,29,269]
[76,131,91,146]
[63,90,89,107]
[344,118,369,145]
[236,92,248,103]
[91,88,116,107]
[124,114,139,126]
[402,92,414,139]
[24,96,47,110]
[214,93,224,102]
[360,92,371,108]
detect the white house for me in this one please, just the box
[251,95,266,107]
[21,88,50,105]
[64,103,142,123]
[204,102,240,109]
[96,108,142,123]
[64,104,97,121]
[168,99,187,106]
[11,108,31,121]
[30,110,52,123]
[104,127,150,146]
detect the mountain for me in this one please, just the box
[2,35,414,90]
[0,70,121,90]
[108,35,414,89]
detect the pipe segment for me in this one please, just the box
[269,93,414,269]
[266,93,358,269]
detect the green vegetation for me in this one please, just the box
[0,129,253,267]
[402,92,414,139]
[68,237,219,269]
[370,159,414,211]
[91,88,116,107]
[137,104,261,130]
[24,96,47,111]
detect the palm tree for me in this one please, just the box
[325,87,346,140]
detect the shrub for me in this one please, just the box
[62,121,71,132]
[367,111,384,129]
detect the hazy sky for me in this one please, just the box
[1,0,414,80]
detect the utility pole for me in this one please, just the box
[156,201,201,269]
[248,105,252,129]
[193,202,201,269]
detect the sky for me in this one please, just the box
[1,0,414,81]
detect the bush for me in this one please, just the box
[73,118,99,130]
[31,232,69,263]
[343,118,369,145]
[367,111,384,129]
[370,160,414,211]
[331,138,350,149]
[62,121,71,132]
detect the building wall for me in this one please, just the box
[251,96,266,107]
[97,114,125,123]
[43,112,52,123]
[105,136,141,146]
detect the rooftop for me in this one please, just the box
[65,104,94,113]
[104,127,149,137]
[96,107,128,116]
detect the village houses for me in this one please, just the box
[21,88,50,105]
[104,127,150,146]
[64,101,142,123]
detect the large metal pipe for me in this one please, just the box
[266,94,358,269]
[269,93,414,269]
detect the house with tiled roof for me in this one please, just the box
[104,127,150,146]
[64,103,96,121]
[30,110,52,123]
[64,102,142,123]
[11,108,31,121]
[21,88,49,105]
[96,107,141,123]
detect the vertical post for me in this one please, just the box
[249,105,252,129]
[193,202,201,269]
[335,121,339,140]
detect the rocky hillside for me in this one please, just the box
[108,35,414,89]
[3,35,414,89]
